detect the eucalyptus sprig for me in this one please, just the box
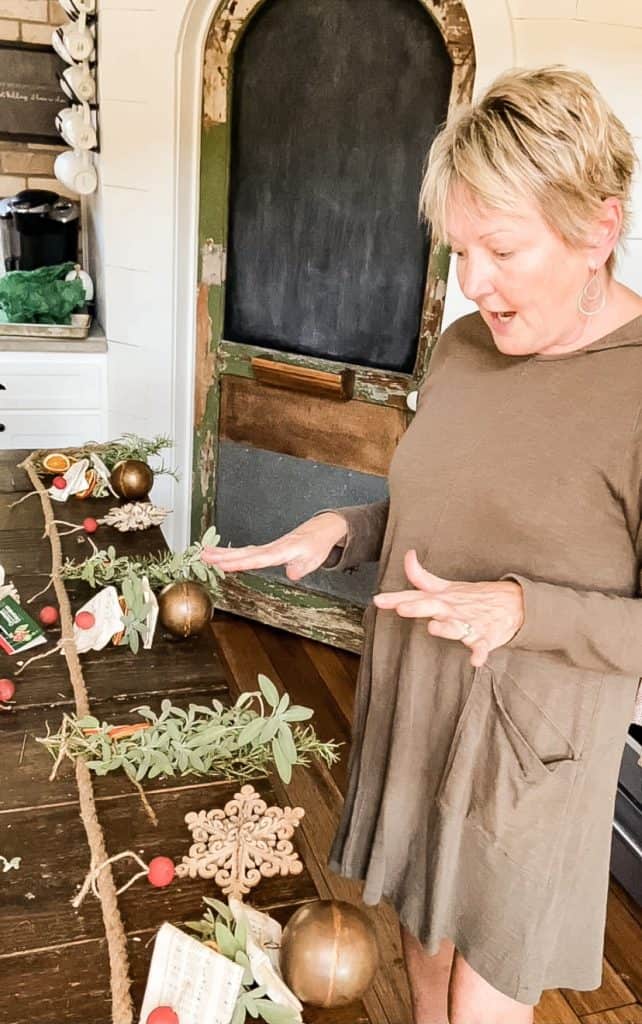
[60,526,223,594]
[185,897,300,1024]
[37,675,341,786]
[31,433,178,479]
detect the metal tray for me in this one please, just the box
[0,314,92,340]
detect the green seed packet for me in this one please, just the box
[0,595,47,655]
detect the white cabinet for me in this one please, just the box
[0,351,107,449]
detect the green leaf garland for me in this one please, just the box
[37,685,340,786]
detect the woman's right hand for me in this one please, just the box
[200,512,349,581]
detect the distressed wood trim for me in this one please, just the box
[203,0,474,129]
[220,340,413,410]
[213,572,365,653]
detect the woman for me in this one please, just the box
[202,67,642,1024]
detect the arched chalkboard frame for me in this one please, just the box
[193,0,475,650]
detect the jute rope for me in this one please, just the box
[18,456,134,1024]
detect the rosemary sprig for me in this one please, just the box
[185,897,301,1024]
[60,528,223,594]
[37,676,341,786]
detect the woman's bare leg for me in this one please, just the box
[448,950,535,1024]
[401,926,455,1024]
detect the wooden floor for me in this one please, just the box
[212,610,642,1024]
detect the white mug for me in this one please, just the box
[52,14,95,63]
[54,150,98,196]
[60,62,96,104]
[55,104,97,150]
[59,0,96,19]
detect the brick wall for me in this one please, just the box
[0,0,72,199]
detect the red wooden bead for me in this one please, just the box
[82,517,98,534]
[146,1008,179,1024]
[39,605,59,626]
[147,856,175,888]
[52,476,67,490]
[0,678,15,702]
[75,611,95,630]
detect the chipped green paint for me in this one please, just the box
[220,569,345,609]
[199,123,230,247]
[191,119,231,542]
[220,340,411,409]
[213,573,365,653]
[199,121,230,327]
[433,241,451,281]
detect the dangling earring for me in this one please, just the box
[578,267,606,317]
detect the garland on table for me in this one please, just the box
[38,677,340,787]
[17,452,135,1024]
[16,438,341,1024]
[60,528,223,593]
[30,433,178,480]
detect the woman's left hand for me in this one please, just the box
[373,549,525,667]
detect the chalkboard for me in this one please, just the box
[224,0,452,373]
[0,42,66,144]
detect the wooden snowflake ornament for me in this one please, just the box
[175,784,305,898]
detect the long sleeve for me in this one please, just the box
[502,403,642,677]
[313,499,390,572]
[501,570,642,676]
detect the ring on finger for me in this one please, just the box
[460,621,474,641]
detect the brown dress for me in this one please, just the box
[321,312,642,1004]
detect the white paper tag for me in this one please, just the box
[0,564,20,604]
[72,586,123,653]
[90,452,118,497]
[138,922,244,1024]
[48,458,90,502]
[141,575,158,650]
[228,898,303,1016]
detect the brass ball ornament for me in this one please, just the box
[280,899,379,1007]
[109,459,154,501]
[157,581,213,638]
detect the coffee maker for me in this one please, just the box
[0,189,80,275]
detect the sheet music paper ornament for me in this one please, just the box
[175,784,304,898]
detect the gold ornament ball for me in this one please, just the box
[157,581,212,638]
[110,459,154,501]
[280,900,379,1007]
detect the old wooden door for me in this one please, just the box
[193,0,474,652]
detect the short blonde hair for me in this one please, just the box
[419,66,637,273]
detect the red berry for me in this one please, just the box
[0,678,15,702]
[147,856,175,888]
[83,517,98,534]
[39,605,59,627]
[52,476,67,490]
[147,1008,179,1024]
[75,611,95,630]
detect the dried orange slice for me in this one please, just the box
[74,468,97,500]
[42,452,73,474]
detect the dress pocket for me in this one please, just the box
[436,662,583,881]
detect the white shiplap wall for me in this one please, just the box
[92,0,642,547]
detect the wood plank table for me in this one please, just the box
[0,451,372,1024]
